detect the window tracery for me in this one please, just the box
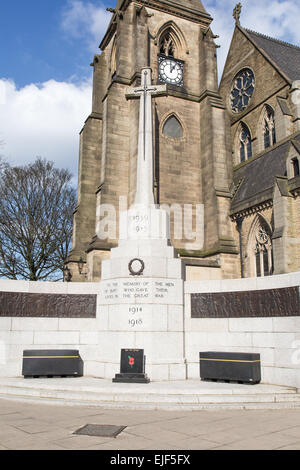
[251,220,273,277]
[230,68,255,114]
[159,32,175,57]
[239,124,252,163]
[263,105,276,149]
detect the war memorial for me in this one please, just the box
[0,1,300,409]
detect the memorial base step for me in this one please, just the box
[0,377,300,410]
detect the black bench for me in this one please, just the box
[200,351,261,384]
[22,350,83,378]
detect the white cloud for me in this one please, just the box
[0,78,92,180]
[0,0,111,180]
[61,0,111,50]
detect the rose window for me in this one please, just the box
[230,68,255,113]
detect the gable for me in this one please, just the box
[219,26,289,119]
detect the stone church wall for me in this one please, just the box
[287,196,300,273]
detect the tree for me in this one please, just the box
[0,158,76,281]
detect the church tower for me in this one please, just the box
[66,0,239,282]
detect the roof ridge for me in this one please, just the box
[245,28,300,52]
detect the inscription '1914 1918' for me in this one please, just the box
[128,305,143,328]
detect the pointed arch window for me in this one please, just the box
[292,157,300,177]
[263,105,276,149]
[162,115,183,138]
[157,22,186,60]
[249,219,273,277]
[239,124,252,163]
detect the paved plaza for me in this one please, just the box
[0,398,300,450]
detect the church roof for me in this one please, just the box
[116,0,208,13]
[245,29,300,82]
[231,133,300,213]
[163,0,207,13]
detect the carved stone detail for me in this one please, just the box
[231,200,273,221]
[0,292,97,318]
[233,3,242,25]
[191,287,300,318]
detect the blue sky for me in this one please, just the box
[0,0,114,87]
[1,1,68,88]
[0,0,299,181]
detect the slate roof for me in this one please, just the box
[231,133,300,213]
[245,29,300,82]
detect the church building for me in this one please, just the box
[65,0,300,282]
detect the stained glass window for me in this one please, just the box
[239,124,252,162]
[263,106,276,149]
[254,225,273,277]
[231,68,255,114]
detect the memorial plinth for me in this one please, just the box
[98,206,185,381]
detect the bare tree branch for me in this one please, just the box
[0,158,76,281]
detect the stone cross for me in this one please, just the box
[233,2,242,25]
[126,68,167,206]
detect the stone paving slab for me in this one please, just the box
[0,397,300,450]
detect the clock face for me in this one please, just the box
[158,57,183,86]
